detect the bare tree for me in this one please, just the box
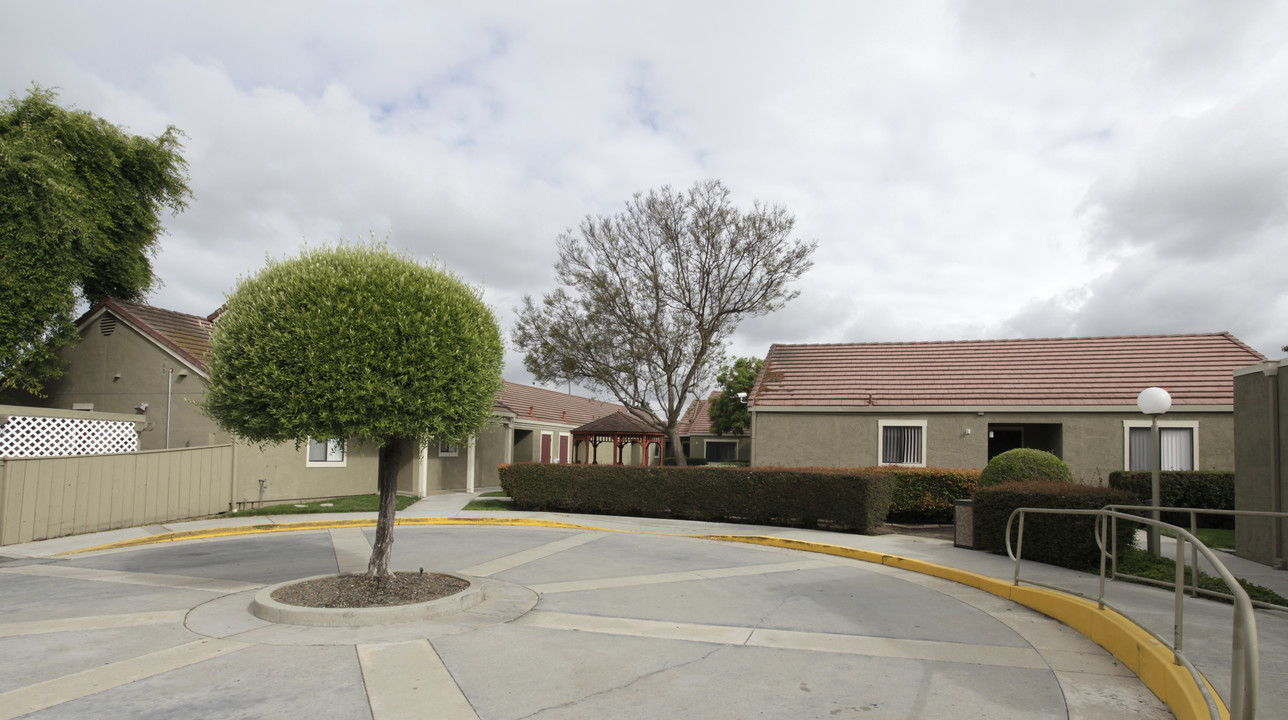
[513,180,815,464]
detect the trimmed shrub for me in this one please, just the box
[662,456,710,466]
[884,467,980,524]
[973,482,1138,570]
[499,463,894,532]
[1108,471,1235,529]
[979,449,1073,487]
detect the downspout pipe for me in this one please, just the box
[165,367,173,450]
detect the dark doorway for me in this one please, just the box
[988,423,1063,461]
[988,427,1024,459]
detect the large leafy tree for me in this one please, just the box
[202,243,504,578]
[0,86,190,394]
[708,356,763,436]
[513,179,815,464]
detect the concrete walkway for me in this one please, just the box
[0,489,1283,719]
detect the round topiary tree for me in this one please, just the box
[202,242,504,578]
[979,448,1074,487]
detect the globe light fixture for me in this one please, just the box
[1137,386,1172,416]
[1136,386,1172,555]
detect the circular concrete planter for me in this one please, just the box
[251,572,484,627]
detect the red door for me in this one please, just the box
[541,434,552,463]
[559,435,569,464]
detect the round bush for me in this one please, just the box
[979,449,1073,487]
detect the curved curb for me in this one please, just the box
[703,534,1227,720]
[59,517,1225,720]
[250,571,483,627]
[57,517,608,554]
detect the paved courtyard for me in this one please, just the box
[0,512,1182,719]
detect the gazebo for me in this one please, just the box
[570,411,665,465]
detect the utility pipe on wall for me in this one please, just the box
[165,367,173,449]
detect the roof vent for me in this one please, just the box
[99,316,116,336]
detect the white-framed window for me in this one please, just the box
[878,419,926,467]
[438,441,459,457]
[1123,420,1199,471]
[704,439,738,462]
[306,438,346,467]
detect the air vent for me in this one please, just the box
[99,316,116,336]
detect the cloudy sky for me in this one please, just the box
[4,1,1285,394]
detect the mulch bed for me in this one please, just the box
[270,571,470,609]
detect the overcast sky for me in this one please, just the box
[4,1,1285,396]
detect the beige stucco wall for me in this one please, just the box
[26,317,388,506]
[475,423,510,488]
[230,440,381,506]
[685,434,752,462]
[1234,362,1287,565]
[32,319,218,451]
[752,409,1236,483]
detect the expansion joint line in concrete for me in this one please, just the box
[57,516,1225,720]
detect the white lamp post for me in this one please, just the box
[1136,386,1172,555]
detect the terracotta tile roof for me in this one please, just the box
[678,392,748,436]
[494,381,624,426]
[677,392,719,435]
[571,410,663,435]
[750,333,1265,409]
[80,298,216,375]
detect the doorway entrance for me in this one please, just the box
[987,423,1063,461]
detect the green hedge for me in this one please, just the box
[979,448,1073,487]
[884,467,980,523]
[662,456,709,466]
[1107,471,1235,529]
[974,482,1138,570]
[499,463,894,532]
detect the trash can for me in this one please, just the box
[954,499,978,549]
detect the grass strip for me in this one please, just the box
[1115,547,1288,606]
[1159,526,1234,550]
[463,495,513,511]
[229,494,418,517]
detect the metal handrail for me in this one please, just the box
[1100,505,1288,611]
[1005,507,1258,720]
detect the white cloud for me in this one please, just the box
[4,0,1286,390]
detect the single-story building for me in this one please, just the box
[5,298,628,505]
[748,333,1265,483]
[676,392,751,463]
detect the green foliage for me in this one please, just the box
[708,356,762,436]
[202,242,504,448]
[973,482,1138,570]
[462,497,514,511]
[663,456,709,466]
[512,180,816,462]
[500,464,894,532]
[0,86,190,394]
[1107,471,1235,529]
[979,448,1073,487]
[1116,547,1287,607]
[884,467,980,523]
[230,494,418,516]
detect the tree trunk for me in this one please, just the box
[367,438,402,579]
[668,425,687,466]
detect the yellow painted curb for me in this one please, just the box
[702,534,1226,720]
[57,516,606,555]
[56,518,1226,719]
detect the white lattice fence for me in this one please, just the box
[0,415,138,458]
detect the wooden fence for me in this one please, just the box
[0,445,233,546]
